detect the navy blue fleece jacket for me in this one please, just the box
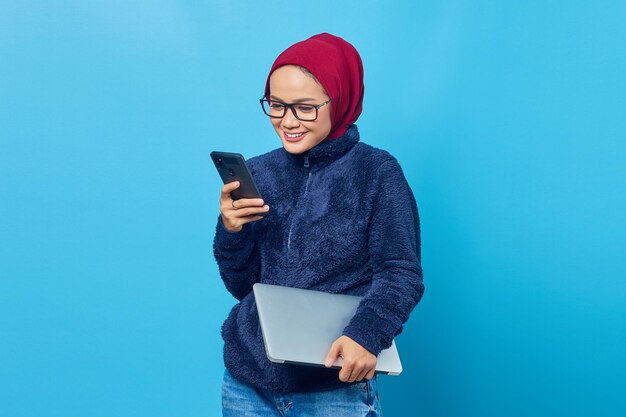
[213,125,424,393]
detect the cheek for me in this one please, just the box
[319,114,332,136]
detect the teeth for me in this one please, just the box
[286,132,304,138]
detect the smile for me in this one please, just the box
[283,131,307,142]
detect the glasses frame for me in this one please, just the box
[259,98,332,122]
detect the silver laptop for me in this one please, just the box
[253,283,403,375]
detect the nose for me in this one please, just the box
[281,107,301,129]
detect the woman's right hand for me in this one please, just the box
[220,181,270,232]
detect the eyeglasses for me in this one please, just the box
[259,98,331,122]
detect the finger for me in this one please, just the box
[354,367,369,382]
[325,342,341,367]
[222,196,267,212]
[347,364,363,383]
[220,181,240,197]
[229,205,269,217]
[339,363,353,382]
[239,215,265,225]
[219,206,268,232]
[365,368,376,380]
[231,197,265,208]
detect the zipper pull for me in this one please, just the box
[304,155,310,168]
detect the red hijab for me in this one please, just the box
[264,33,364,140]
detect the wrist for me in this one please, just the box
[220,216,243,233]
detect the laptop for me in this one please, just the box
[253,283,403,375]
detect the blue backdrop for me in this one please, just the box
[1,1,624,416]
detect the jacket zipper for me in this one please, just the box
[287,155,311,250]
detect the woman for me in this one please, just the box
[213,33,424,416]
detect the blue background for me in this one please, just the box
[1,1,624,416]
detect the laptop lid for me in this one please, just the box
[253,283,403,376]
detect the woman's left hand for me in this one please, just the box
[324,335,377,382]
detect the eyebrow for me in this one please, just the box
[269,95,318,103]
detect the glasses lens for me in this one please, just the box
[262,100,285,117]
[261,100,319,121]
[293,104,317,121]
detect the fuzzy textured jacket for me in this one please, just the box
[213,124,424,393]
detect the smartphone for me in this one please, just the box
[210,151,264,202]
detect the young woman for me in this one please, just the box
[213,33,424,416]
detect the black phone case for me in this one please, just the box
[210,151,263,202]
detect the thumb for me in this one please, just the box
[221,181,240,196]
[325,340,342,367]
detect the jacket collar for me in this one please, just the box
[283,124,360,168]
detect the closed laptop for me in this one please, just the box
[253,283,403,375]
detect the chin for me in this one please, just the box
[282,141,309,154]
[276,134,309,154]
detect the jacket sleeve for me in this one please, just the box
[213,214,261,301]
[342,157,425,356]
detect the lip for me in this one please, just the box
[283,131,307,142]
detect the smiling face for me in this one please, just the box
[268,65,332,154]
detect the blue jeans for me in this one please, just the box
[222,368,384,416]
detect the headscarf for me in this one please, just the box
[264,33,364,140]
